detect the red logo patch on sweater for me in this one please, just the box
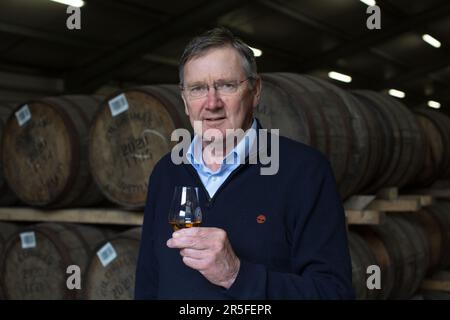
[256,214,266,224]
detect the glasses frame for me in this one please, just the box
[180,77,252,99]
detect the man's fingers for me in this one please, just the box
[180,248,206,259]
[166,236,209,249]
[172,227,219,238]
[172,227,200,237]
[182,256,208,271]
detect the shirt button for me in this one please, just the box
[211,177,217,181]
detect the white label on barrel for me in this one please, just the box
[20,231,36,249]
[108,94,129,117]
[97,242,117,267]
[15,105,31,126]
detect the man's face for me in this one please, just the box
[181,46,261,139]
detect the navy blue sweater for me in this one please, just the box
[135,134,354,299]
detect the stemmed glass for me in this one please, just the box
[168,186,202,231]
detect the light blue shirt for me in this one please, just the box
[186,119,257,198]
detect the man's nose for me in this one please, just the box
[205,87,223,110]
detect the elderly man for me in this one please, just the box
[135,27,354,299]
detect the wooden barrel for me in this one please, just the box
[350,92,393,193]
[1,96,105,207]
[88,86,190,209]
[421,290,450,300]
[0,218,9,296]
[347,231,379,299]
[411,208,445,274]
[0,104,18,205]
[352,91,425,192]
[0,221,18,257]
[301,76,379,196]
[279,74,354,194]
[385,97,425,188]
[0,223,108,299]
[352,226,394,299]
[257,74,314,146]
[257,73,354,198]
[424,201,450,269]
[357,215,429,299]
[0,221,19,300]
[0,221,14,299]
[84,227,141,300]
[411,109,450,186]
[391,215,430,297]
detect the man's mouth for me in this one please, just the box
[204,117,226,122]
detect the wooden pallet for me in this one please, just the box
[0,186,435,227]
[344,187,433,225]
[406,179,450,200]
[345,209,385,225]
[0,207,143,226]
[421,271,450,292]
[407,188,450,199]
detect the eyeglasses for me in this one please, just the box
[181,78,252,99]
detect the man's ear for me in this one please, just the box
[252,76,262,110]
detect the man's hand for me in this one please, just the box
[166,227,240,289]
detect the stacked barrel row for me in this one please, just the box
[0,221,141,299]
[1,74,450,208]
[257,73,450,198]
[0,87,189,209]
[348,200,450,299]
[2,203,449,300]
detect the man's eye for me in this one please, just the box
[190,86,205,93]
[218,83,236,90]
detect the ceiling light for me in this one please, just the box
[388,89,405,98]
[360,0,376,6]
[328,71,352,83]
[50,0,85,8]
[427,100,441,109]
[249,46,262,57]
[422,34,441,48]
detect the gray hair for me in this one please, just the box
[179,27,258,87]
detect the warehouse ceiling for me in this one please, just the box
[0,0,449,114]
